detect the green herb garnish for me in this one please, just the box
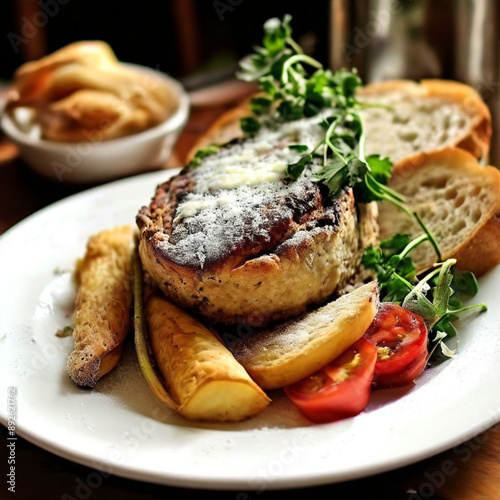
[187,145,220,169]
[236,15,414,216]
[239,116,262,136]
[402,259,487,361]
[238,15,487,365]
[362,233,427,303]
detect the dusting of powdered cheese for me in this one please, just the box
[157,113,333,269]
[166,179,315,268]
[174,114,329,221]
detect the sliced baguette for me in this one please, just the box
[186,79,491,167]
[378,148,500,276]
[229,281,379,390]
[358,79,492,166]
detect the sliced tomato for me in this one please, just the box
[363,303,428,388]
[284,338,377,423]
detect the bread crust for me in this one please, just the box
[358,79,492,165]
[186,79,491,166]
[379,148,500,276]
[230,281,379,390]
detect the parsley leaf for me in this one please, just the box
[286,153,313,180]
[366,155,393,184]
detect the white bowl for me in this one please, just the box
[0,64,190,184]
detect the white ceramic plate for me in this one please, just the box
[1,170,499,491]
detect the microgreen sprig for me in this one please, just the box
[236,15,415,216]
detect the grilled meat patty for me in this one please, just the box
[137,114,378,326]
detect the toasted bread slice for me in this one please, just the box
[67,225,135,388]
[186,79,491,166]
[378,148,500,276]
[229,281,379,390]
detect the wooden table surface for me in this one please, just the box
[1,85,500,500]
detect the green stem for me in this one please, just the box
[393,272,414,291]
[414,211,442,262]
[399,234,429,260]
[286,36,304,55]
[445,303,488,319]
[364,174,411,216]
[281,54,323,84]
[324,115,346,166]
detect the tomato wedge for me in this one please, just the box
[284,338,377,423]
[363,303,428,388]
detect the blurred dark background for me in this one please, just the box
[0,0,330,88]
[0,0,498,163]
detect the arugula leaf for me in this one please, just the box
[400,258,487,362]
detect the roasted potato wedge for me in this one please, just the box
[144,292,270,422]
[230,281,379,390]
[67,225,135,388]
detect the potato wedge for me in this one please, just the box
[230,281,379,390]
[145,293,270,422]
[67,225,134,388]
